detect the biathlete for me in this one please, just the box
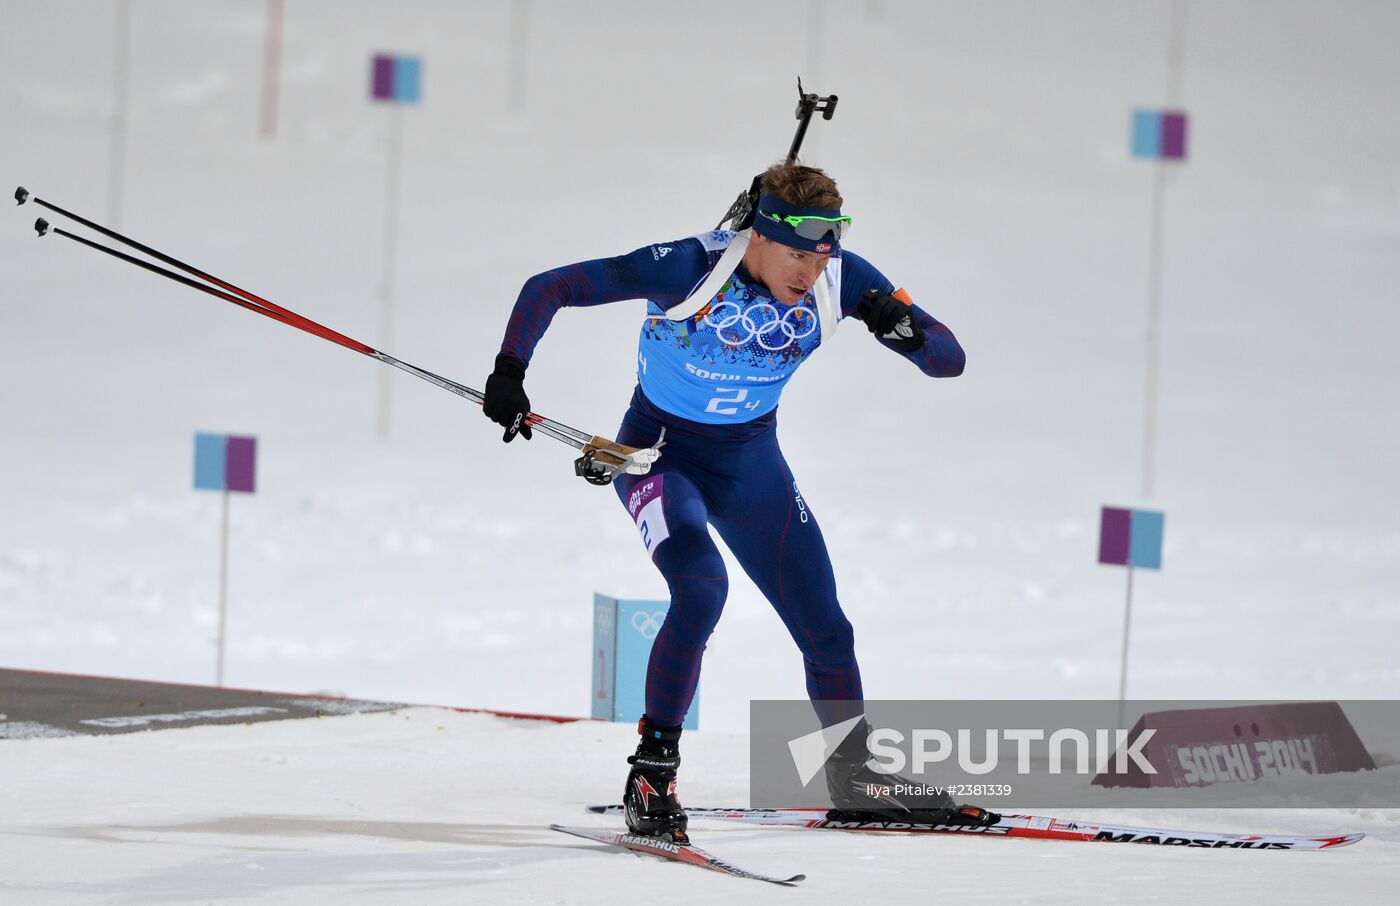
[483,162,990,841]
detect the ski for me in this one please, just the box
[585,806,1363,851]
[550,825,805,885]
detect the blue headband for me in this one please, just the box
[752,192,845,254]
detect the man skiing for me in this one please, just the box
[484,162,982,842]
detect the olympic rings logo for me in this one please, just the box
[632,610,666,639]
[703,301,817,350]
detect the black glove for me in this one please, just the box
[482,355,533,443]
[857,289,924,353]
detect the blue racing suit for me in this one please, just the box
[498,230,964,726]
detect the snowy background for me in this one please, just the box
[1,0,1398,900]
[4,0,1396,727]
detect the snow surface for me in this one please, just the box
[2,0,1398,901]
[3,707,1398,904]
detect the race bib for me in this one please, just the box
[626,474,670,556]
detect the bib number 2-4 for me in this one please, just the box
[704,387,761,416]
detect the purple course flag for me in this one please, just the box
[1098,506,1133,566]
[1160,111,1188,160]
[371,54,395,100]
[225,436,257,493]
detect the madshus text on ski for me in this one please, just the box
[585,804,1362,851]
[556,805,1360,885]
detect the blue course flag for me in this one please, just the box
[1128,509,1165,570]
[1132,109,1163,159]
[194,433,227,491]
[393,56,422,103]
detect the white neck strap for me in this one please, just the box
[662,229,837,345]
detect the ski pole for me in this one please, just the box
[16,186,662,484]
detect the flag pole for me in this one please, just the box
[377,103,403,439]
[1117,566,1134,730]
[259,0,284,139]
[1141,162,1166,500]
[217,485,230,687]
[108,0,131,230]
[1140,0,1190,500]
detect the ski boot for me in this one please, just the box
[622,716,689,843]
[824,722,1001,827]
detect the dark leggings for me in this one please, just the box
[613,404,862,727]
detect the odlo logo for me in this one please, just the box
[793,481,809,524]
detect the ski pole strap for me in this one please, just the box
[574,428,666,485]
